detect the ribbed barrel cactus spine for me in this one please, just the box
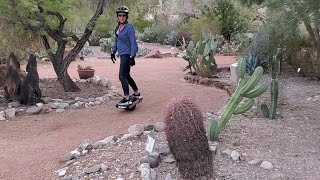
[208,57,268,141]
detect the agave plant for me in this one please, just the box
[245,52,258,75]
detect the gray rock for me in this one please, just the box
[74,97,82,101]
[49,102,59,109]
[139,163,156,180]
[36,103,44,107]
[0,111,5,117]
[88,98,95,102]
[163,156,176,163]
[222,148,232,156]
[51,98,63,103]
[248,159,263,165]
[154,122,165,132]
[58,169,67,177]
[99,78,108,87]
[144,123,154,131]
[0,115,6,121]
[103,96,111,102]
[79,140,93,151]
[84,165,101,174]
[231,150,240,161]
[70,150,81,157]
[8,101,21,108]
[140,157,160,168]
[4,108,16,119]
[260,161,273,170]
[129,173,136,179]
[94,101,101,105]
[210,145,218,154]
[155,148,170,156]
[89,102,95,106]
[63,152,76,162]
[128,124,144,136]
[81,150,88,155]
[96,97,105,103]
[149,152,160,159]
[56,109,65,113]
[26,106,43,115]
[70,104,78,109]
[120,134,133,141]
[110,86,117,90]
[92,77,102,84]
[100,163,108,171]
[93,136,114,149]
[58,103,69,109]
[42,97,52,104]
[165,173,174,180]
[64,159,77,167]
[240,153,248,161]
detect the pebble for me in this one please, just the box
[260,161,273,170]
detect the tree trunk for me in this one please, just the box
[39,0,107,92]
[53,57,80,92]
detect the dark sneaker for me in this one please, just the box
[117,97,132,106]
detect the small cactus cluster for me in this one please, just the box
[164,96,213,179]
[261,49,280,119]
[182,31,219,78]
[208,57,268,140]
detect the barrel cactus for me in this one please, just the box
[164,96,213,179]
[208,57,268,140]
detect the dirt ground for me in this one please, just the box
[1,43,319,180]
[0,44,236,180]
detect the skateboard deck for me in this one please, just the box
[116,96,143,111]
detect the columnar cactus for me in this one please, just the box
[182,31,218,77]
[208,58,268,140]
[261,49,280,119]
[164,96,213,179]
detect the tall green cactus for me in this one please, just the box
[261,49,280,119]
[208,57,268,140]
[183,31,218,77]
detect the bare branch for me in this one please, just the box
[41,35,55,61]
[45,11,66,32]
[64,0,108,68]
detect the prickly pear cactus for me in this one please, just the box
[164,96,213,179]
[208,58,268,141]
[183,31,219,78]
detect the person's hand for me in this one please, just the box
[111,52,116,63]
[129,56,135,66]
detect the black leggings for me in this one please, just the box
[119,54,138,96]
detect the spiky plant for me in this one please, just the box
[164,96,213,179]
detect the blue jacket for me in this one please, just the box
[112,23,138,57]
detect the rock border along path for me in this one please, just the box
[0,75,122,121]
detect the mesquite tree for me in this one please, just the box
[0,0,108,92]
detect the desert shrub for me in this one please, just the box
[139,21,172,44]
